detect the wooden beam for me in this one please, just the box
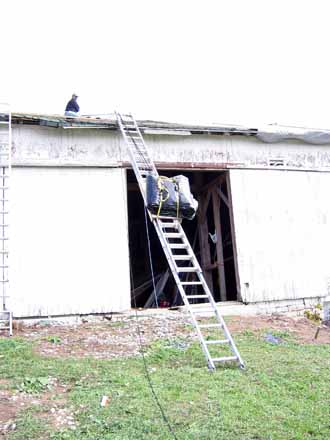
[200,190,211,222]
[225,172,241,301]
[211,189,227,301]
[215,186,229,208]
[197,174,226,195]
[197,195,213,293]
[204,256,233,271]
[144,269,170,308]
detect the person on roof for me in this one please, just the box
[65,94,80,116]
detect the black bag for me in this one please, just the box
[146,175,198,220]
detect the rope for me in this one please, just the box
[156,176,180,218]
[144,206,159,308]
[129,208,179,440]
[117,114,179,439]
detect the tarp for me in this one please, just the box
[146,175,198,220]
[256,125,330,145]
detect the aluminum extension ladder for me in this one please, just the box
[0,104,12,336]
[116,112,244,370]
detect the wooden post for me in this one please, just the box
[225,172,241,301]
[211,189,227,301]
[197,194,213,293]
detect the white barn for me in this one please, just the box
[3,112,330,317]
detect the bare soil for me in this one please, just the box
[8,311,330,360]
[0,380,76,437]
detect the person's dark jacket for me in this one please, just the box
[65,99,80,113]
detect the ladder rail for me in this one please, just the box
[116,112,157,204]
[155,218,244,369]
[153,218,216,369]
[0,103,12,336]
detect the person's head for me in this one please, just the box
[72,93,78,100]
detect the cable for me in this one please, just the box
[117,113,178,439]
[143,207,159,308]
[130,263,179,440]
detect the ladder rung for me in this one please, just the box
[186,294,209,299]
[212,356,238,363]
[177,267,198,272]
[159,222,178,228]
[0,280,9,282]
[169,244,188,249]
[199,323,223,328]
[192,307,214,312]
[173,255,193,260]
[164,233,183,238]
[205,339,229,345]
[181,281,203,285]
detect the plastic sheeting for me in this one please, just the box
[146,175,198,220]
[256,125,330,145]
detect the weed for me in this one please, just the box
[45,336,62,344]
[17,376,52,394]
[304,304,322,324]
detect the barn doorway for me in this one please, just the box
[126,169,240,307]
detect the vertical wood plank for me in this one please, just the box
[226,172,242,301]
[197,194,213,293]
[211,189,227,301]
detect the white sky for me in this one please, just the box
[2,0,330,127]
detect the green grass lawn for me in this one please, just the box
[0,329,329,439]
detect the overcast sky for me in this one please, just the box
[2,0,330,127]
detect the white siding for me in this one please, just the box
[10,167,130,317]
[11,125,330,171]
[230,170,330,303]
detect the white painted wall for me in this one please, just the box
[10,167,130,317]
[230,169,330,303]
[11,125,330,171]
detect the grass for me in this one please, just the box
[0,330,330,439]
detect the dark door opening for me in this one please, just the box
[127,169,240,307]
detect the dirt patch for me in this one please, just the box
[0,393,17,435]
[13,312,194,360]
[226,314,330,344]
[0,380,76,436]
[2,312,330,362]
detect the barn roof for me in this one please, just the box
[4,112,330,145]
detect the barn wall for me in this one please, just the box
[11,125,330,171]
[6,124,330,313]
[10,167,130,317]
[230,169,330,303]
